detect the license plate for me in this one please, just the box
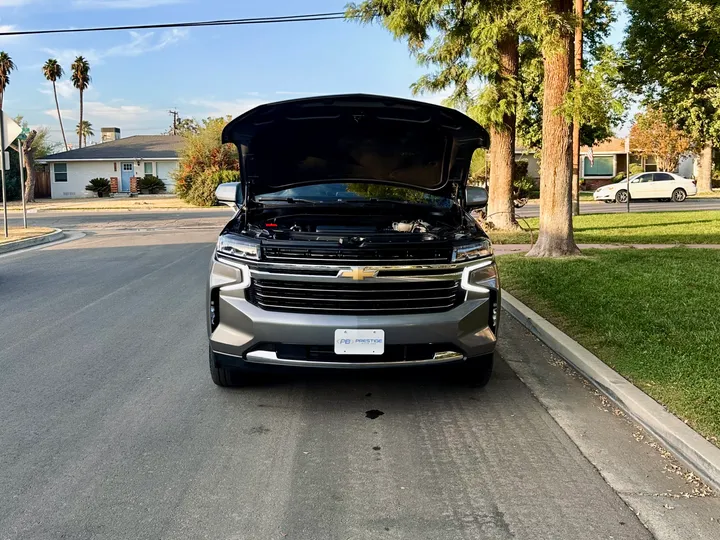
[334,329,385,355]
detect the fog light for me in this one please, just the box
[210,288,220,331]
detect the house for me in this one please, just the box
[515,137,697,190]
[37,130,184,198]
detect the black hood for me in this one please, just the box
[221,94,489,198]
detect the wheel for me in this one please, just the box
[615,190,629,203]
[672,188,687,202]
[209,346,233,387]
[450,353,494,388]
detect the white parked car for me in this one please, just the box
[593,172,697,203]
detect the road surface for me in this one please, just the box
[517,197,720,218]
[1,224,717,539]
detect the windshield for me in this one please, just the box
[254,182,454,207]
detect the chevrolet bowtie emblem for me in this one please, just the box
[338,267,378,281]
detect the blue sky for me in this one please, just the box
[0,0,628,145]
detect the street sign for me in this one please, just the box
[1,112,21,149]
[18,126,30,142]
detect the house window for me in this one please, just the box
[583,156,614,177]
[645,156,658,172]
[144,162,153,176]
[54,163,68,182]
[122,163,133,172]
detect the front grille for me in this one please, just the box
[246,279,464,315]
[262,245,453,265]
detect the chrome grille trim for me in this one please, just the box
[247,278,464,315]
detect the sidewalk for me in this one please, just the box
[3,196,225,213]
[495,243,720,255]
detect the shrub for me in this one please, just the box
[138,175,167,194]
[513,160,529,181]
[185,169,240,206]
[513,175,535,199]
[173,116,239,203]
[610,172,627,182]
[712,170,720,190]
[629,163,644,175]
[85,177,111,196]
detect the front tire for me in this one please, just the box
[672,188,687,202]
[451,353,494,388]
[209,346,233,387]
[615,190,629,203]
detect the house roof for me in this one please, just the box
[39,135,185,162]
[580,137,627,154]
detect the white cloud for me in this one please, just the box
[185,97,268,118]
[41,28,188,66]
[72,0,185,8]
[0,1,35,6]
[275,91,323,96]
[39,80,77,100]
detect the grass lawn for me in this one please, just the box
[499,248,720,445]
[492,210,720,245]
[0,227,55,245]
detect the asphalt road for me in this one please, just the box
[1,228,716,539]
[3,209,232,231]
[517,196,720,218]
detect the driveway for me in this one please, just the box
[0,226,716,539]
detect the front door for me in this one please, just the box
[121,162,134,192]
[629,173,654,199]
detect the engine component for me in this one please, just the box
[392,220,431,233]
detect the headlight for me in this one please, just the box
[216,234,261,261]
[461,260,498,293]
[452,239,492,262]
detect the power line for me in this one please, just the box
[0,12,349,37]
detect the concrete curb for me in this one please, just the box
[502,290,720,493]
[0,229,65,255]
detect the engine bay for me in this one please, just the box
[237,206,482,244]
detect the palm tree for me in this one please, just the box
[76,120,94,147]
[0,51,16,109]
[42,59,69,151]
[70,56,91,148]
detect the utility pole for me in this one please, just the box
[571,0,583,216]
[168,109,179,135]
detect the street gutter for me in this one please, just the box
[0,229,65,255]
[502,289,720,493]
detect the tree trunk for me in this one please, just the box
[696,142,713,192]
[23,131,38,204]
[78,88,84,149]
[54,81,69,151]
[486,33,521,231]
[571,0,583,216]
[527,0,581,258]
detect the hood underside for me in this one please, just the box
[222,94,489,197]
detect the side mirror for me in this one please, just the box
[466,186,489,209]
[215,182,242,210]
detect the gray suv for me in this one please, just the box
[208,94,499,386]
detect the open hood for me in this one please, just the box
[221,94,489,198]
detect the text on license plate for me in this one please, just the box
[334,329,385,355]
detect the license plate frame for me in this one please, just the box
[334,329,385,355]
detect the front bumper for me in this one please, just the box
[208,257,499,369]
[593,190,616,201]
